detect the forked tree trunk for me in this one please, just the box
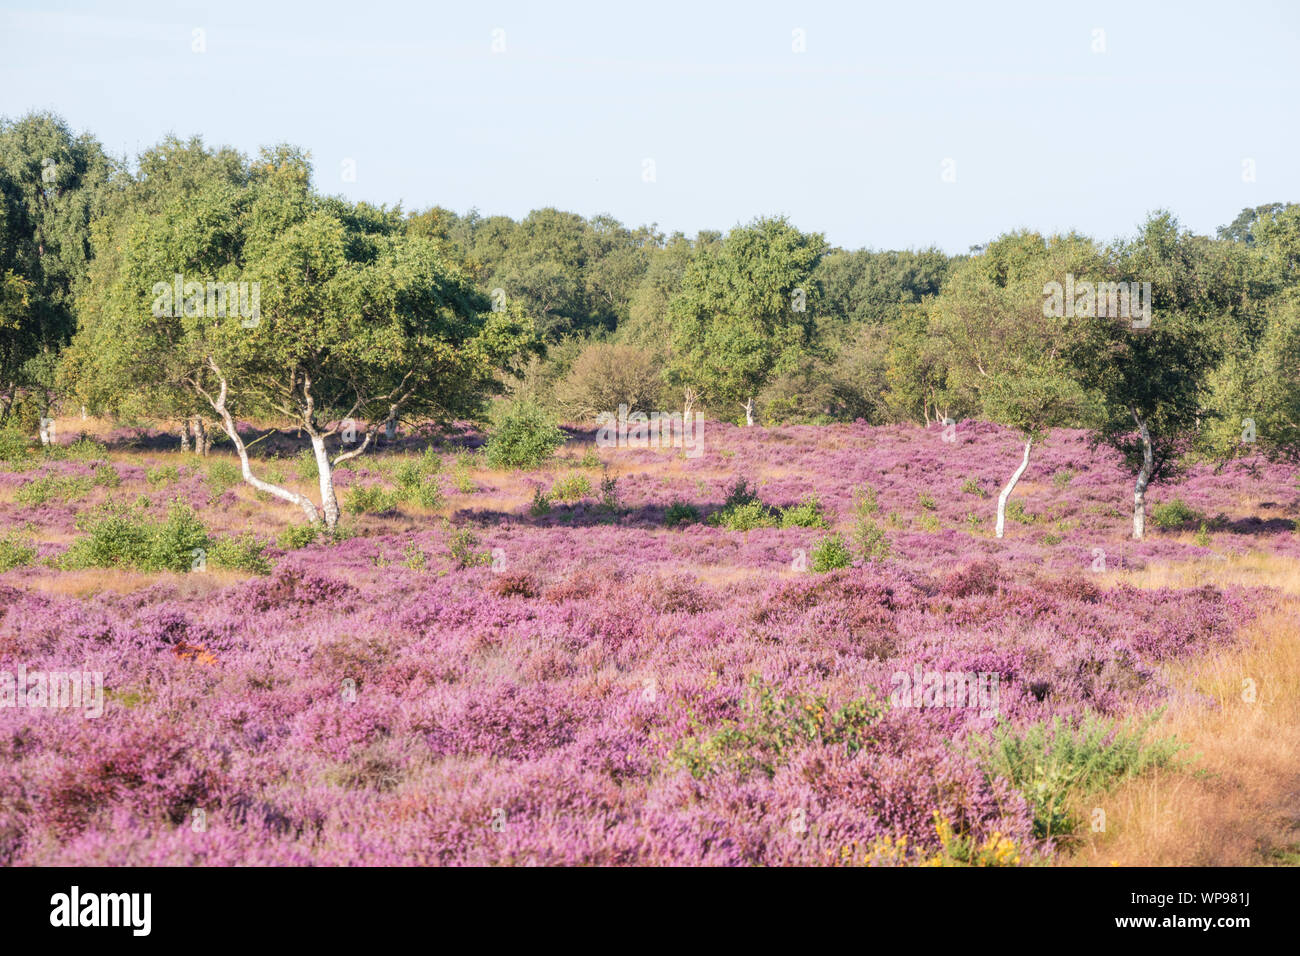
[1132,410,1153,540]
[995,437,1033,539]
[202,370,320,525]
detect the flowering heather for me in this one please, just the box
[0,420,1288,865]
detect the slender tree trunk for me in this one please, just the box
[309,432,341,531]
[1132,409,1153,540]
[384,419,397,441]
[996,437,1033,539]
[202,370,320,524]
[179,421,191,452]
[742,396,755,427]
[192,416,210,456]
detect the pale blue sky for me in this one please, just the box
[3,0,1297,253]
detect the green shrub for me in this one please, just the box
[296,449,319,482]
[61,501,210,573]
[344,484,399,515]
[918,492,938,511]
[577,447,600,469]
[145,463,180,487]
[779,495,828,529]
[550,472,591,502]
[402,542,429,572]
[1195,522,1211,547]
[1051,469,1076,488]
[278,523,322,550]
[970,713,1182,841]
[0,428,32,462]
[853,517,892,563]
[529,487,552,516]
[1005,500,1035,525]
[484,400,566,470]
[67,435,108,460]
[664,501,700,527]
[0,532,37,572]
[209,533,272,574]
[853,483,880,517]
[92,463,120,487]
[447,526,490,568]
[206,459,242,499]
[598,471,619,513]
[713,499,776,531]
[15,473,92,505]
[917,512,941,532]
[961,477,988,498]
[669,675,883,779]
[1151,498,1201,529]
[810,532,853,572]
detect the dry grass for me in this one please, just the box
[1066,581,1300,867]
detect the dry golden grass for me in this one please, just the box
[1066,563,1300,866]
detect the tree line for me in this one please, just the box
[2,111,1298,538]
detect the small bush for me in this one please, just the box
[1005,500,1035,525]
[344,484,399,515]
[853,483,880,516]
[713,499,777,531]
[810,533,853,572]
[278,524,322,550]
[598,471,619,513]
[529,487,552,516]
[970,713,1182,840]
[15,473,92,505]
[0,428,32,462]
[296,449,319,483]
[92,463,120,487]
[447,527,490,569]
[664,501,700,527]
[0,532,37,572]
[918,492,938,511]
[1151,498,1201,529]
[484,400,566,470]
[1051,469,1076,488]
[1195,522,1211,547]
[61,501,210,573]
[779,496,828,529]
[206,460,242,499]
[145,463,180,487]
[550,472,591,502]
[961,477,988,498]
[209,533,272,574]
[66,435,108,460]
[853,516,891,563]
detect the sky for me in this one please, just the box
[2,0,1297,254]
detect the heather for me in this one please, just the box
[0,419,1289,865]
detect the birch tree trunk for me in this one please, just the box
[995,437,1033,539]
[309,431,342,531]
[1132,410,1153,540]
[742,396,755,427]
[179,421,191,452]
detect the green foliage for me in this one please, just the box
[1151,498,1202,529]
[344,484,399,515]
[810,532,853,572]
[669,675,884,779]
[66,435,108,460]
[917,492,938,511]
[1005,500,1035,525]
[549,472,591,502]
[1195,522,1211,547]
[0,428,32,461]
[1051,468,1076,488]
[447,526,490,568]
[145,463,180,487]
[296,449,319,483]
[712,499,777,531]
[92,463,120,487]
[664,501,700,527]
[779,495,828,529]
[205,459,242,500]
[402,542,428,572]
[971,713,1182,840]
[15,473,92,505]
[598,471,619,512]
[529,487,552,516]
[389,452,444,509]
[853,515,892,563]
[208,533,272,574]
[61,501,210,573]
[278,523,322,550]
[961,477,988,498]
[484,400,566,469]
[0,531,37,571]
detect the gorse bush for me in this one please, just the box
[484,400,566,470]
[970,713,1182,840]
[669,675,884,779]
[549,472,591,502]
